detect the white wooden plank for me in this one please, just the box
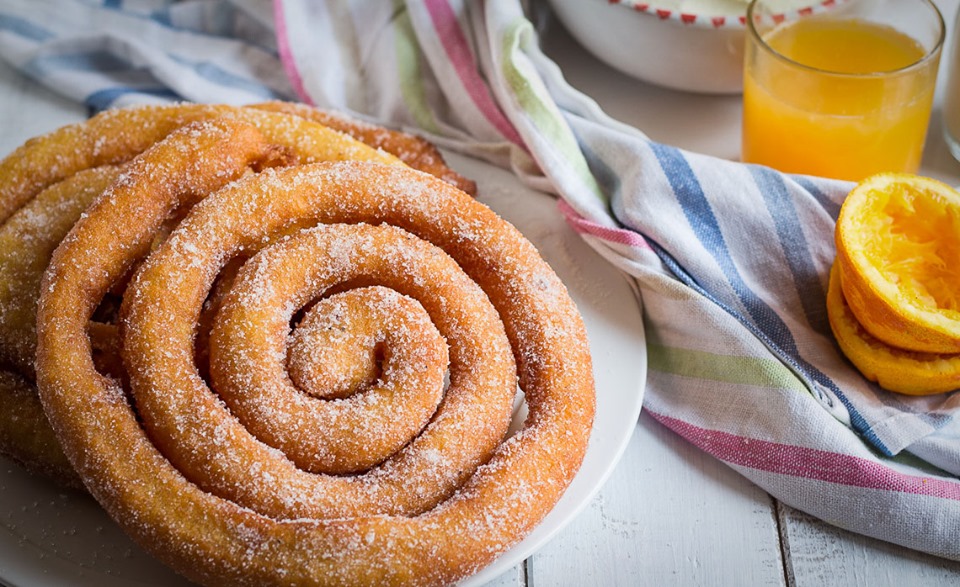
[529,412,785,586]
[780,504,960,587]
[481,563,525,587]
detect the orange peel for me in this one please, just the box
[827,262,960,395]
[835,172,960,354]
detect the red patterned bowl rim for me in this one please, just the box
[608,0,848,29]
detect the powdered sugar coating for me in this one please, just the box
[33,118,595,586]
[0,101,419,484]
[0,166,122,376]
[124,182,517,521]
[253,101,476,195]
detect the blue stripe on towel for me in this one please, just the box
[750,165,830,337]
[24,51,133,78]
[168,54,287,100]
[0,13,54,42]
[649,142,893,455]
[794,175,842,220]
[84,86,180,112]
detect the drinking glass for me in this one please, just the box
[942,5,960,162]
[742,0,944,181]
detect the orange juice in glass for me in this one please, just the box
[742,0,944,181]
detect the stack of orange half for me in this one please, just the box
[828,173,960,395]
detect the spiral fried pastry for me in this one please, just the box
[36,144,595,584]
[0,101,470,485]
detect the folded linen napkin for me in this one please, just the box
[1,0,959,561]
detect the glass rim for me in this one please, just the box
[746,0,945,79]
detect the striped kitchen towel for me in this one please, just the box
[1,0,959,561]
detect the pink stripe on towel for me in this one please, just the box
[423,0,523,145]
[272,0,314,105]
[651,412,960,501]
[559,200,652,250]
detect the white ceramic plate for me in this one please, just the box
[450,154,647,585]
[0,153,647,586]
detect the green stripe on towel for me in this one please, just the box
[499,18,606,204]
[393,0,441,134]
[648,342,809,392]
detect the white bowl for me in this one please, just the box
[546,0,831,95]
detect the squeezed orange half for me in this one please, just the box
[829,173,960,395]
[835,173,960,354]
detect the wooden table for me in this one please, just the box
[1,1,960,585]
